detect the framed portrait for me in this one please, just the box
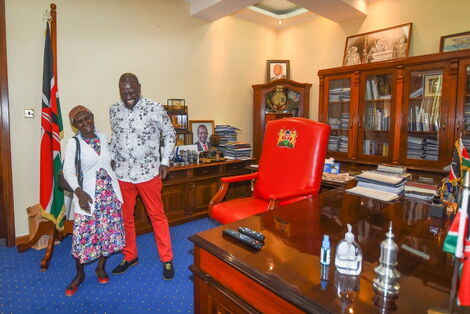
[440,31,470,52]
[189,120,215,151]
[267,60,290,82]
[423,74,442,97]
[167,99,185,109]
[343,23,412,66]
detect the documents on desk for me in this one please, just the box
[322,172,354,183]
[346,186,400,201]
[355,170,408,186]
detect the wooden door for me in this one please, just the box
[456,59,470,149]
[0,0,14,247]
[356,70,396,163]
[321,74,355,160]
[400,61,454,169]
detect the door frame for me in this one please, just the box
[0,0,16,247]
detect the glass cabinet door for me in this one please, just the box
[463,65,470,148]
[326,78,350,154]
[406,69,443,161]
[359,74,392,159]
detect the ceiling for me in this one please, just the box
[185,0,368,30]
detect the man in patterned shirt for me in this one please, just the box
[110,73,176,280]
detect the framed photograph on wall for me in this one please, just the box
[440,31,470,52]
[343,23,412,66]
[189,120,215,152]
[267,60,290,82]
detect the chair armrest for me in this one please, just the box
[209,172,259,215]
[221,172,258,183]
[266,188,317,211]
[268,188,316,201]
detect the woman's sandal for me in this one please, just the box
[96,268,109,284]
[65,275,85,296]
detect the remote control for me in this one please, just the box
[238,227,265,242]
[223,229,263,250]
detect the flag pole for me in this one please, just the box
[17,3,65,272]
[449,258,460,313]
[50,4,57,82]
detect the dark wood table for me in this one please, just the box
[189,189,463,313]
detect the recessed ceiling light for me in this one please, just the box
[248,0,308,19]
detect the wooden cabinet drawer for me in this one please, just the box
[194,165,218,177]
[167,169,189,182]
[222,160,250,174]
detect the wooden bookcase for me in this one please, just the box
[318,49,470,173]
[252,79,311,160]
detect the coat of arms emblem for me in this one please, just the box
[277,128,297,148]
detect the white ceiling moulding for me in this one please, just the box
[185,0,259,21]
[290,0,367,23]
[234,7,315,30]
[186,0,368,29]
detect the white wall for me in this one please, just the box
[6,0,277,236]
[278,0,470,120]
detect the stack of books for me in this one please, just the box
[224,142,252,160]
[407,136,424,159]
[214,125,252,159]
[329,87,350,102]
[404,181,438,201]
[215,125,239,151]
[347,165,410,201]
[339,136,349,153]
[423,138,438,160]
[328,135,340,151]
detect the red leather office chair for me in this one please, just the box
[209,117,330,224]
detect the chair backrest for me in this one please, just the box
[254,117,330,200]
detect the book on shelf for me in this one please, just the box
[410,87,423,98]
[366,76,391,100]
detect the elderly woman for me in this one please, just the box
[63,105,125,296]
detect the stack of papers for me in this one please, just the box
[346,186,399,201]
[352,168,410,199]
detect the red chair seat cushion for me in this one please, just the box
[210,197,269,224]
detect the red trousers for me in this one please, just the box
[119,176,173,262]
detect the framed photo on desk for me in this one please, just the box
[189,120,214,151]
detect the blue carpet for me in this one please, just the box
[0,217,219,313]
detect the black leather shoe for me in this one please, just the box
[163,261,175,280]
[111,257,138,275]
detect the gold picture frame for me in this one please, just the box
[343,23,412,66]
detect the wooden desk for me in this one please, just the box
[190,189,458,313]
[135,159,252,235]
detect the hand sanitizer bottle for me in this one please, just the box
[335,224,362,275]
[320,235,331,266]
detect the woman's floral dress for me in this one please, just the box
[72,136,125,264]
